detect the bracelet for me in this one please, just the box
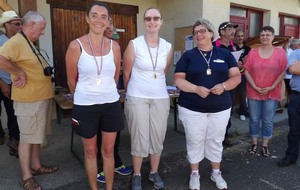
[221,83,226,91]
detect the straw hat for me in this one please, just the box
[0,10,21,27]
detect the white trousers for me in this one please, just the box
[178,106,231,164]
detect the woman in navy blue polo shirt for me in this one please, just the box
[174,18,240,190]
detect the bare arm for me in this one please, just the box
[164,47,173,75]
[289,60,300,75]
[112,40,121,85]
[122,41,135,92]
[65,40,80,96]
[244,69,259,91]
[174,72,210,98]
[220,67,241,91]
[0,55,26,88]
[210,67,241,95]
[0,78,10,98]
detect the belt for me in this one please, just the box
[291,90,300,95]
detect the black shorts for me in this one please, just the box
[72,101,124,139]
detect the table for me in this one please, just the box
[168,92,180,131]
[54,94,73,124]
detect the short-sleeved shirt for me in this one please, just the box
[175,46,237,113]
[287,49,300,92]
[239,44,251,73]
[0,33,54,101]
[213,39,239,52]
[0,34,11,84]
[244,47,287,101]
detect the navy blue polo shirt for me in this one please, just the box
[175,46,237,112]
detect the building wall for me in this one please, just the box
[2,0,300,84]
[157,0,203,84]
[30,0,300,85]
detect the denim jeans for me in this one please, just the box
[248,99,278,139]
[286,93,300,160]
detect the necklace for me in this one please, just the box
[87,33,104,85]
[144,35,160,79]
[198,48,213,75]
[201,51,208,57]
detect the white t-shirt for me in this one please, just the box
[74,39,119,105]
[126,35,171,99]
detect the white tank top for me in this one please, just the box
[74,39,119,105]
[126,35,171,99]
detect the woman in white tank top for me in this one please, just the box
[65,2,123,190]
[123,7,173,190]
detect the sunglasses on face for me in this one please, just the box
[9,22,21,26]
[144,16,161,22]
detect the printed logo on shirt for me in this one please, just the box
[213,59,225,63]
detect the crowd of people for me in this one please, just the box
[0,1,299,190]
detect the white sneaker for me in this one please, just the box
[189,173,200,190]
[210,172,227,189]
[240,115,246,121]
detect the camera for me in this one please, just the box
[44,66,55,76]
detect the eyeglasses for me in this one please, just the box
[193,29,208,35]
[9,22,21,27]
[144,16,161,22]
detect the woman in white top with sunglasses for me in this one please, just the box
[123,7,173,190]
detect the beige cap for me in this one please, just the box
[0,10,21,27]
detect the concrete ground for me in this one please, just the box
[0,107,299,190]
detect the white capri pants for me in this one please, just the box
[124,96,170,157]
[178,105,231,164]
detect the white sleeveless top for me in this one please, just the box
[74,39,119,105]
[126,35,171,99]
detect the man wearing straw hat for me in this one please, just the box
[0,10,21,158]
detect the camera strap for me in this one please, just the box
[20,30,50,69]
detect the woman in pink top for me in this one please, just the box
[244,26,287,157]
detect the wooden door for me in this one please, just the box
[47,0,138,88]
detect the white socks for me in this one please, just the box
[212,169,220,176]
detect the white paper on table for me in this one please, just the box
[167,86,177,90]
[231,50,243,62]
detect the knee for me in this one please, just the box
[84,147,97,159]
[101,146,114,158]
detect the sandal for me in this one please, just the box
[261,146,270,157]
[31,165,58,176]
[21,177,41,190]
[248,144,257,154]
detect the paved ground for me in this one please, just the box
[0,108,299,190]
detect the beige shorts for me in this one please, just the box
[14,99,51,144]
[178,106,231,163]
[124,96,170,157]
